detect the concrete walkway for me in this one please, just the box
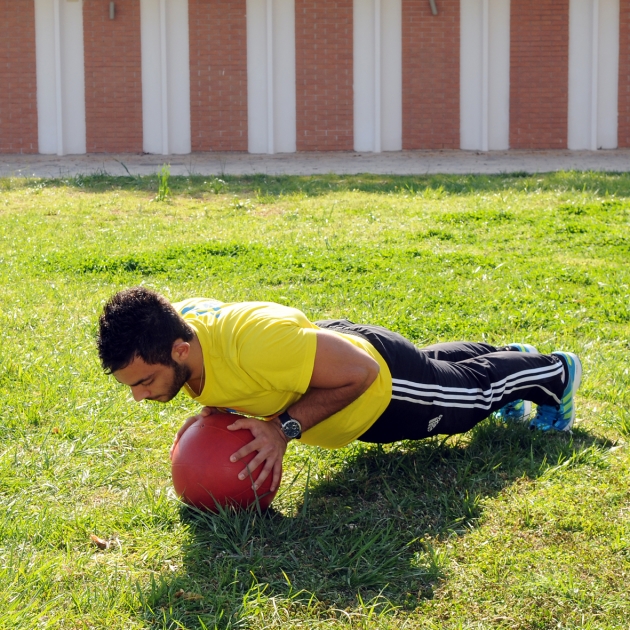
[1,149,629,178]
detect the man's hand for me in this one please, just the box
[227,417,287,493]
[169,406,219,460]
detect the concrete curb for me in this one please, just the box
[1,149,629,178]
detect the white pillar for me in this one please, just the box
[354,0,376,152]
[373,0,382,153]
[380,0,402,151]
[568,0,619,150]
[247,0,296,154]
[35,0,86,155]
[487,0,510,150]
[266,0,275,154]
[354,0,402,152]
[141,0,191,155]
[480,0,489,151]
[54,0,64,155]
[460,0,510,151]
[598,0,619,148]
[160,0,169,155]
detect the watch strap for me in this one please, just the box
[278,411,302,439]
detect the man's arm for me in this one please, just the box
[227,328,380,492]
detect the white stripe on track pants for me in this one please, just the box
[316,320,566,443]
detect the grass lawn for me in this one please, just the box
[0,171,629,629]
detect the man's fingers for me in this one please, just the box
[252,460,274,491]
[226,417,255,432]
[227,419,260,463]
[253,459,281,492]
[270,459,283,493]
[230,440,258,465]
[226,418,285,492]
[234,447,272,486]
[236,456,261,483]
[236,450,281,492]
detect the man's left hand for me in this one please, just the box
[227,417,288,493]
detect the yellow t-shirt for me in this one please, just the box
[173,299,392,449]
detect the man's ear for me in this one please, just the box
[171,339,191,364]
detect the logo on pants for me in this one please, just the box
[427,415,443,432]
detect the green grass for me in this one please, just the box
[0,171,629,629]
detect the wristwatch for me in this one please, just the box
[278,411,302,440]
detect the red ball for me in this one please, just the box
[171,413,279,512]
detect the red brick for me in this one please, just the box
[295,0,353,151]
[402,0,460,149]
[189,0,247,151]
[0,0,38,153]
[509,0,569,148]
[83,0,143,152]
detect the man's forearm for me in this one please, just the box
[279,374,376,434]
[290,386,360,429]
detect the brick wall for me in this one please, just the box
[0,0,38,153]
[509,0,569,149]
[619,0,630,147]
[189,0,248,152]
[295,0,353,151]
[83,0,143,153]
[401,0,459,150]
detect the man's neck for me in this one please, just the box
[186,333,205,396]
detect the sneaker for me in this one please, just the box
[495,343,538,422]
[529,351,582,432]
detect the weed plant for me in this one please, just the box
[0,172,629,629]
[155,164,171,202]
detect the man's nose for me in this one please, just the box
[131,386,149,402]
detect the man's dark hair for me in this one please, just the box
[97,286,194,373]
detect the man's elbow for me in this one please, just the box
[359,357,380,392]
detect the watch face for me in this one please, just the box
[282,418,302,439]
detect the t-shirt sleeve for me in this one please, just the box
[233,305,318,395]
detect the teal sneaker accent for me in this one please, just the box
[496,398,532,422]
[507,343,538,354]
[529,351,582,432]
[495,343,538,423]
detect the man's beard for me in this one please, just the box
[164,362,192,401]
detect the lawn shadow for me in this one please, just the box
[11,171,630,199]
[137,419,612,628]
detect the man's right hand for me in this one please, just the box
[169,406,219,460]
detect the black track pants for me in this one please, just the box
[316,320,567,443]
